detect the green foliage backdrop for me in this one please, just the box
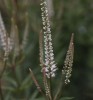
[0,0,93,100]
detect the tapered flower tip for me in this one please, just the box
[70,33,74,43]
[29,68,32,72]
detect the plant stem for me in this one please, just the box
[0,61,6,100]
[50,77,53,100]
[29,68,47,99]
[0,79,4,100]
[47,76,53,100]
[12,0,18,13]
[54,75,65,100]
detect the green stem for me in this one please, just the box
[50,77,53,100]
[0,61,7,100]
[47,76,53,100]
[54,75,65,100]
[0,80,4,100]
[0,62,6,79]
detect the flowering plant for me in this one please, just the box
[29,0,74,100]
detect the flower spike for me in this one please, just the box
[40,0,57,78]
[62,33,74,84]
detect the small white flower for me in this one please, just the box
[43,26,47,30]
[46,73,50,78]
[50,53,54,57]
[51,64,56,69]
[50,56,54,60]
[45,67,49,72]
[45,9,48,13]
[45,61,49,66]
[51,73,55,77]
[52,68,58,72]
[49,42,52,46]
[50,61,55,65]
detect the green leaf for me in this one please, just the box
[20,75,32,90]
[3,77,18,88]
[5,92,11,100]
[29,91,38,100]
[2,86,15,91]
[60,97,74,100]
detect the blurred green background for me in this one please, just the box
[0,0,93,100]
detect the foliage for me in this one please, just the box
[0,0,93,100]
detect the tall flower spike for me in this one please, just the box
[0,13,9,61]
[40,0,57,78]
[62,33,74,84]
